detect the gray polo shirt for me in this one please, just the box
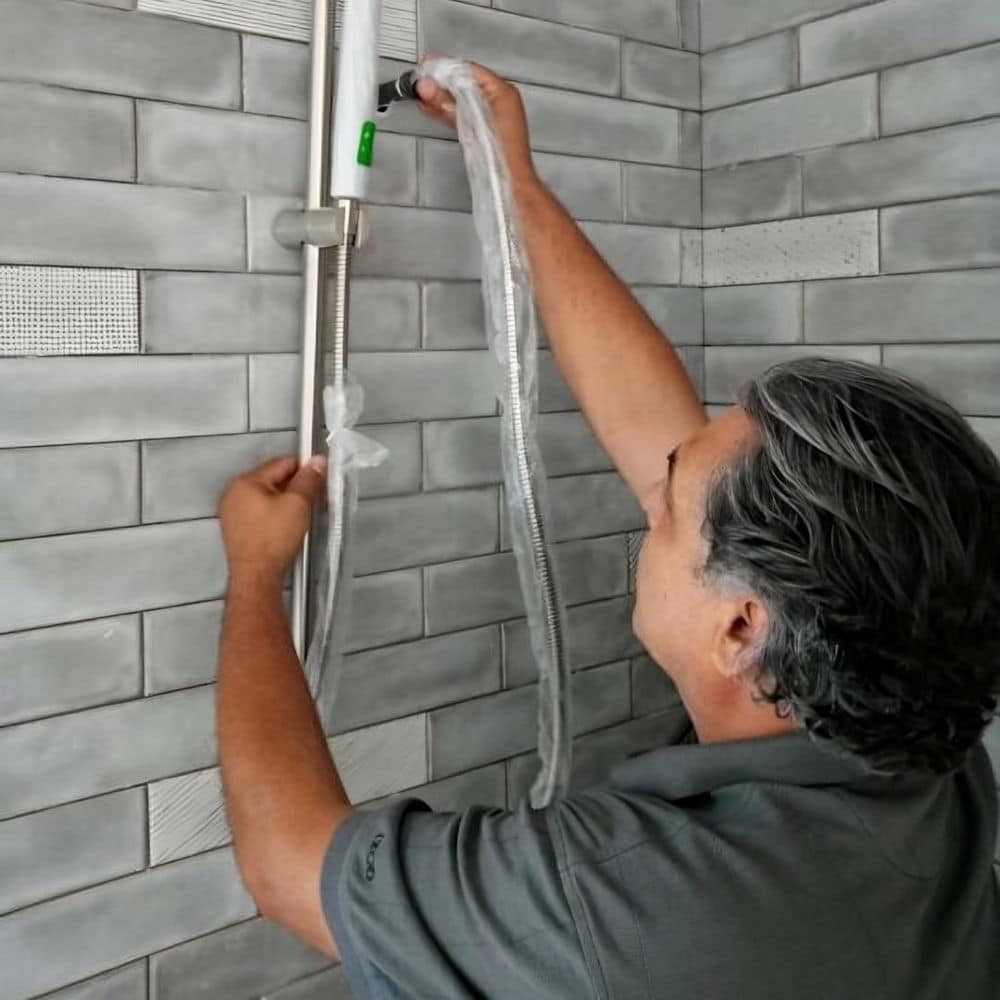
[321,733,999,998]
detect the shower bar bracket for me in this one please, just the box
[273,201,369,249]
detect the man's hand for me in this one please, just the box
[219,456,327,589]
[416,61,537,188]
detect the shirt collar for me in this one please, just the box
[610,731,874,800]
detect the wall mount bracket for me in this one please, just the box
[273,200,369,249]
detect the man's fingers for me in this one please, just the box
[283,456,328,508]
[247,456,298,487]
[415,75,457,127]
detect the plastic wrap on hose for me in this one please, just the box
[423,58,572,809]
[304,377,388,701]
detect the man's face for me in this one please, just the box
[632,407,757,688]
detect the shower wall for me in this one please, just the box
[0,1,697,997]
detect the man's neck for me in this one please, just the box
[676,671,798,745]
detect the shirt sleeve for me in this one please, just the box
[320,797,592,999]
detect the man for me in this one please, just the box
[217,65,1000,998]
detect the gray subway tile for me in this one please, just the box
[679,0,700,50]
[705,344,880,403]
[0,686,216,820]
[701,32,797,110]
[0,0,240,108]
[0,518,225,632]
[883,345,1000,417]
[345,279,422,349]
[262,966,351,1000]
[631,654,682,717]
[0,82,132,181]
[703,75,878,169]
[352,423,422,498]
[580,222,681,284]
[425,534,627,634]
[704,156,803,227]
[0,356,246,448]
[0,848,253,1000]
[0,616,141,726]
[705,283,803,344]
[542,472,644,543]
[41,962,147,1000]
[354,488,497,575]
[143,600,224,695]
[632,286,704,346]
[343,569,424,653]
[364,763,508,813]
[248,354,297,431]
[422,0,620,96]
[804,118,1000,213]
[703,211,879,286]
[881,194,1000,274]
[804,270,1000,344]
[504,596,641,687]
[680,228,703,288]
[151,918,328,1000]
[800,0,1000,86]
[968,417,1000,456]
[243,35,309,119]
[680,110,702,170]
[624,165,701,227]
[323,626,501,734]
[429,661,631,778]
[0,790,144,915]
[138,102,306,195]
[0,174,245,271]
[700,0,869,51]
[149,768,228,865]
[678,345,706,399]
[493,0,680,47]
[881,41,1000,136]
[246,195,303,273]
[520,84,681,165]
[423,281,484,349]
[329,714,429,802]
[622,41,700,110]
[141,431,295,523]
[0,442,138,540]
[361,132,420,206]
[539,351,577,412]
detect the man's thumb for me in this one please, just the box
[284,456,327,506]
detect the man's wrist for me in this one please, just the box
[226,562,287,601]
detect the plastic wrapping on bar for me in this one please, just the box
[423,58,572,808]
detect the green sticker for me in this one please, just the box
[357,121,376,167]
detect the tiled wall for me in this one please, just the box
[0,1,694,997]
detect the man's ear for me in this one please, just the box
[712,596,769,679]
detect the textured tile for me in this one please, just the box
[705,283,803,344]
[493,0,680,47]
[242,36,309,119]
[0,442,138,540]
[149,769,228,865]
[881,41,1000,135]
[342,569,423,653]
[520,84,681,165]
[631,655,683,717]
[262,966,351,1000]
[0,519,225,632]
[632,286,704,346]
[0,686,215,821]
[351,351,496,422]
[425,534,627,634]
[323,626,501,734]
[422,281,484,349]
[622,41,700,109]
[0,174,245,271]
[0,356,246,448]
[883,345,1000,416]
[0,0,240,108]
[41,962,147,1000]
[354,488,497,575]
[624,165,701,227]
[422,0,620,96]
[0,616,140,726]
[422,411,610,491]
[881,195,1000,273]
[420,140,622,222]
[580,222,681,285]
[705,344,880,403]
[700,0,869,50]
[141,431,295,523]
[429,661,631,778]
[804,118,1000,213]
[701,32,797,110]
[0,82,132,181]
[0,848,253,1000]
[800,0,1000,85]
[704,156,803,227]
[151,918,328,1000]
[144,600,225,695]
[0,790,144,915]
[330,714,428,801]
[680,229,703,287]
[703,76,878,168]
[804,270,1000,343]
[138,102,306,195]
[703,211,879,286]
[504,596,641,687]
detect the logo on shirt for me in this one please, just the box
[365,833,385,882]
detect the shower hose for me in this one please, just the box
[306,59,572,809]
